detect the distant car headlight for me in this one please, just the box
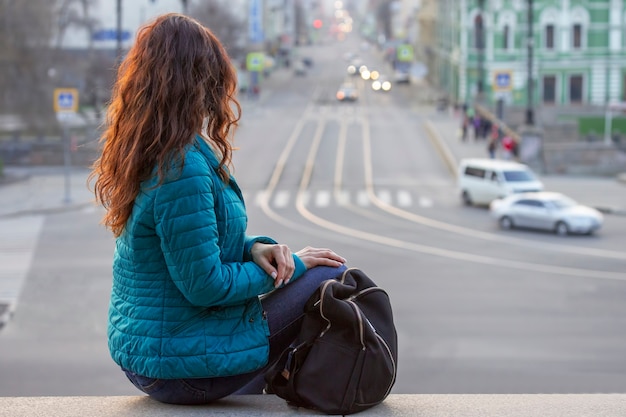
[361,70,371,80]
[370,70,380,80]
[381,81,391,91]
[372,80,381,91]
[336,91,345,100]
[347,65,356,75]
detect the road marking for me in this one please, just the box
[273,190,289,208]
[250,189,434,208]
[419,196,434,208]
[315,190,331,207]
[397,190,413,207]
[357,190,370,206]
[376,189,392,205]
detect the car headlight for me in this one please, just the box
[382,81,391,91]
[372,80,381,91]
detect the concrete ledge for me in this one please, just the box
[1,394,626,417]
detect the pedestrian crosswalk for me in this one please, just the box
[244,189,437,209]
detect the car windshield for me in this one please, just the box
[502,170,536,182]
[546,197,577,209]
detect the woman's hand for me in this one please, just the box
[251,243,295,288]
[251,244,346,288]
[295,246,346,270]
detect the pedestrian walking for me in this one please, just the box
[460,116,469,142]
[88,13,346,405]
[502,135,514,160]
[472,115,481,141]
[487,138,497,159]
[481,118,492,141]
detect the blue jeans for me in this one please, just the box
[123,264,346,405]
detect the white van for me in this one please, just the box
[458,158,544,206]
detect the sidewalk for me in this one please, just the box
[0,166,94,218]
[420,105,626,216]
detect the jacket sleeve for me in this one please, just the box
[153,161,278,307]
[243,236,307,284]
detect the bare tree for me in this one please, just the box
[56,0,99,48]
[0,0,104,133]
[190,0,246,60]
[0,0,57,129]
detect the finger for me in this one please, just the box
[271,245,289,281]
[283,258,296,285]
[315,249,347,263]
[255,257,278,281]
[309,257,345,268]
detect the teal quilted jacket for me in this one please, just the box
[108,135,306,379]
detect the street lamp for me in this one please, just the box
[116,0,122,61]
[476,0,485,101]
[517,0,543,173]
[525,0,534,125]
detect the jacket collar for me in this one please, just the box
[193,135,243,201]
[194,135,220,169]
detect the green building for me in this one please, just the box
[434,0,626,112]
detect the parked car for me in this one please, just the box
[489,191,603,236]
[458,158,544,206]
[336,82,358,102]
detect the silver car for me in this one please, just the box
[489,192,603,236]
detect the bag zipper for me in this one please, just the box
[356,306,398,400]
[345,300,365,349]
[320,269,397,395]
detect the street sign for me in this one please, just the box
[396,44,414,62]
[54,88,79,113]
[92,29,131,41]
[246,52,265,72]
[493,71,513,91]
[248,0,264,43]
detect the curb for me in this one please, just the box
[0,201,95,219]
[596,206,626,216]
[423,120,458,178]
[0,172,31,186]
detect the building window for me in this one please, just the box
[569,75,583,104]
[474,14,484,49]
[503,24,510,49]
[572,23,582,49]
[545,24,555,50]
[543,75,556,104]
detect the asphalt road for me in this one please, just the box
[1,33,625,396]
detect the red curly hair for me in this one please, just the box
[89,13,241,237]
